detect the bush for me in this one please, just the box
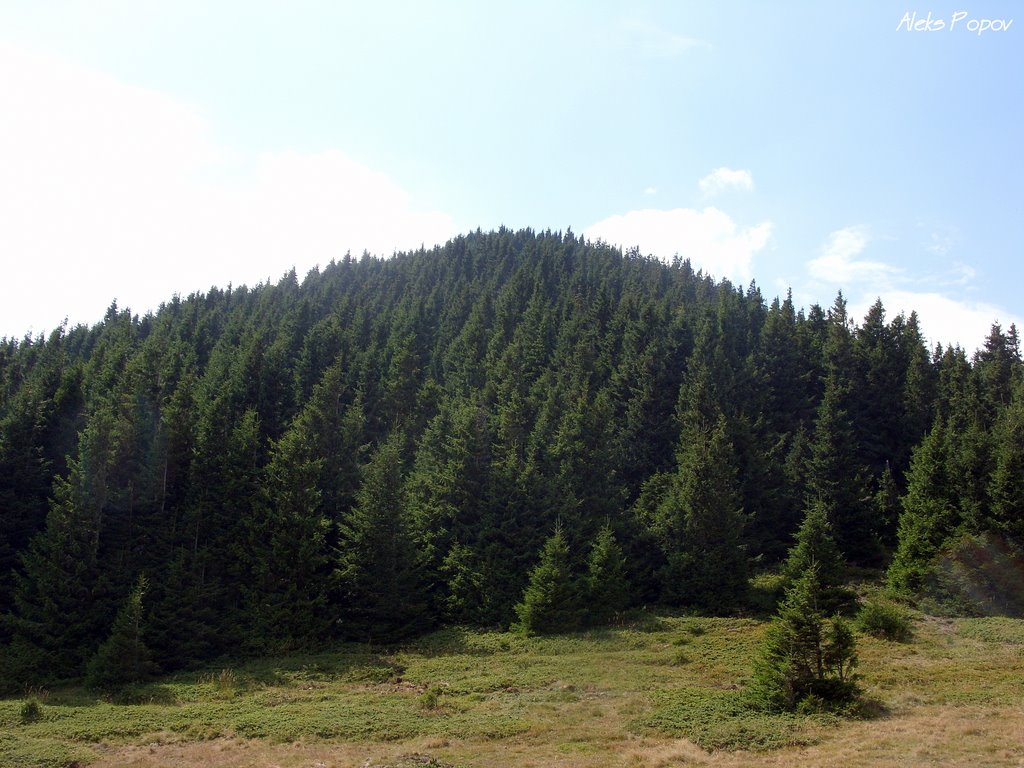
[856,598,913,642]
[419,684,443,710]
[19,699,43,724]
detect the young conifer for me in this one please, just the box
[749,564,858,712]
[86,575,155,691]
[584,524,630,625]
[514,524,579,635]
[783,499,856,615]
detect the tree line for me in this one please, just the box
[0,227,1020,689]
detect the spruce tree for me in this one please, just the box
[145,548,222,670]
[806,293,878,564]
[86,575,155,690]
[514,524,580,635]
[783,500,855,613]
[4,411,116,683]
[405,398,492,624]
[806,380,877,564]
[335,432,426,642]
[750,564,858,712]
[887,423,958,595]
[583,524,630,625]
[874,463,902,549]
[242,423,329,651]
[657,414,748,611]
[988,386,1024,546]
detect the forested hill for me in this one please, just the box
[1,227,1021,686]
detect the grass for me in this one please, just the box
[2,611,1023,767]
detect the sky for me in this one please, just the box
[1,1,1021,351]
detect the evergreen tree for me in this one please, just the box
[747,293,814,560]
[546,386,628,548]
[874,463,902,549]
[783,500,856,616]
[242,423,329,650]
[583,524,630,625]
[975,323,1020,421]
[806,377,877,564]
[180,406,263,653]
[0,350,83,623]
[988,384,1024,546]
[750,564,858,712]
[336,432,426,642]
[86,575,155,690]
[0,226,1020,681]
[145,548,222,670]
[806,293,878,564]
[887,423,959,594]
[4,410,117,683]
[657,414,747,611]
[514,524,580,635]
[405,399,492,624]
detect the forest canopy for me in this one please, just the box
[1,228,1020,687]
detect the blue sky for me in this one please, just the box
[1,1,1020,349]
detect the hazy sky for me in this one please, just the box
[1,1,1021,350]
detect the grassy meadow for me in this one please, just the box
[2,610,1024,768]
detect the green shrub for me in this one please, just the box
[856,598,913,642]
[670,649,691,666]
[19,699,43,724]
[419,684,443,710]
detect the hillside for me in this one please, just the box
[1,228,1022,687]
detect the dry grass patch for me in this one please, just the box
[6,612,1024,768]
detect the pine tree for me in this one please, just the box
[657,414,748,611]
[85,575,155,690]
[335,432,426,642]
[988,385,1024,546]
[749,564,858,712]
[783,500,856,616]
[583,524,630,625]
[514,524,580,635]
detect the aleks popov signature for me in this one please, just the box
[897,11,1013,34]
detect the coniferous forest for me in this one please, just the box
[1,228,1022,690]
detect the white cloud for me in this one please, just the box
[643,186,658,196]
[803,226,1012,352]
[807,226,900,286]
[851,291,1022,353]
[927,231,954,257]
[0,44,457,337]
[621,19,711,58]
[584,207,772,284]
[698,167,754,197]
[948,262,976,285]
